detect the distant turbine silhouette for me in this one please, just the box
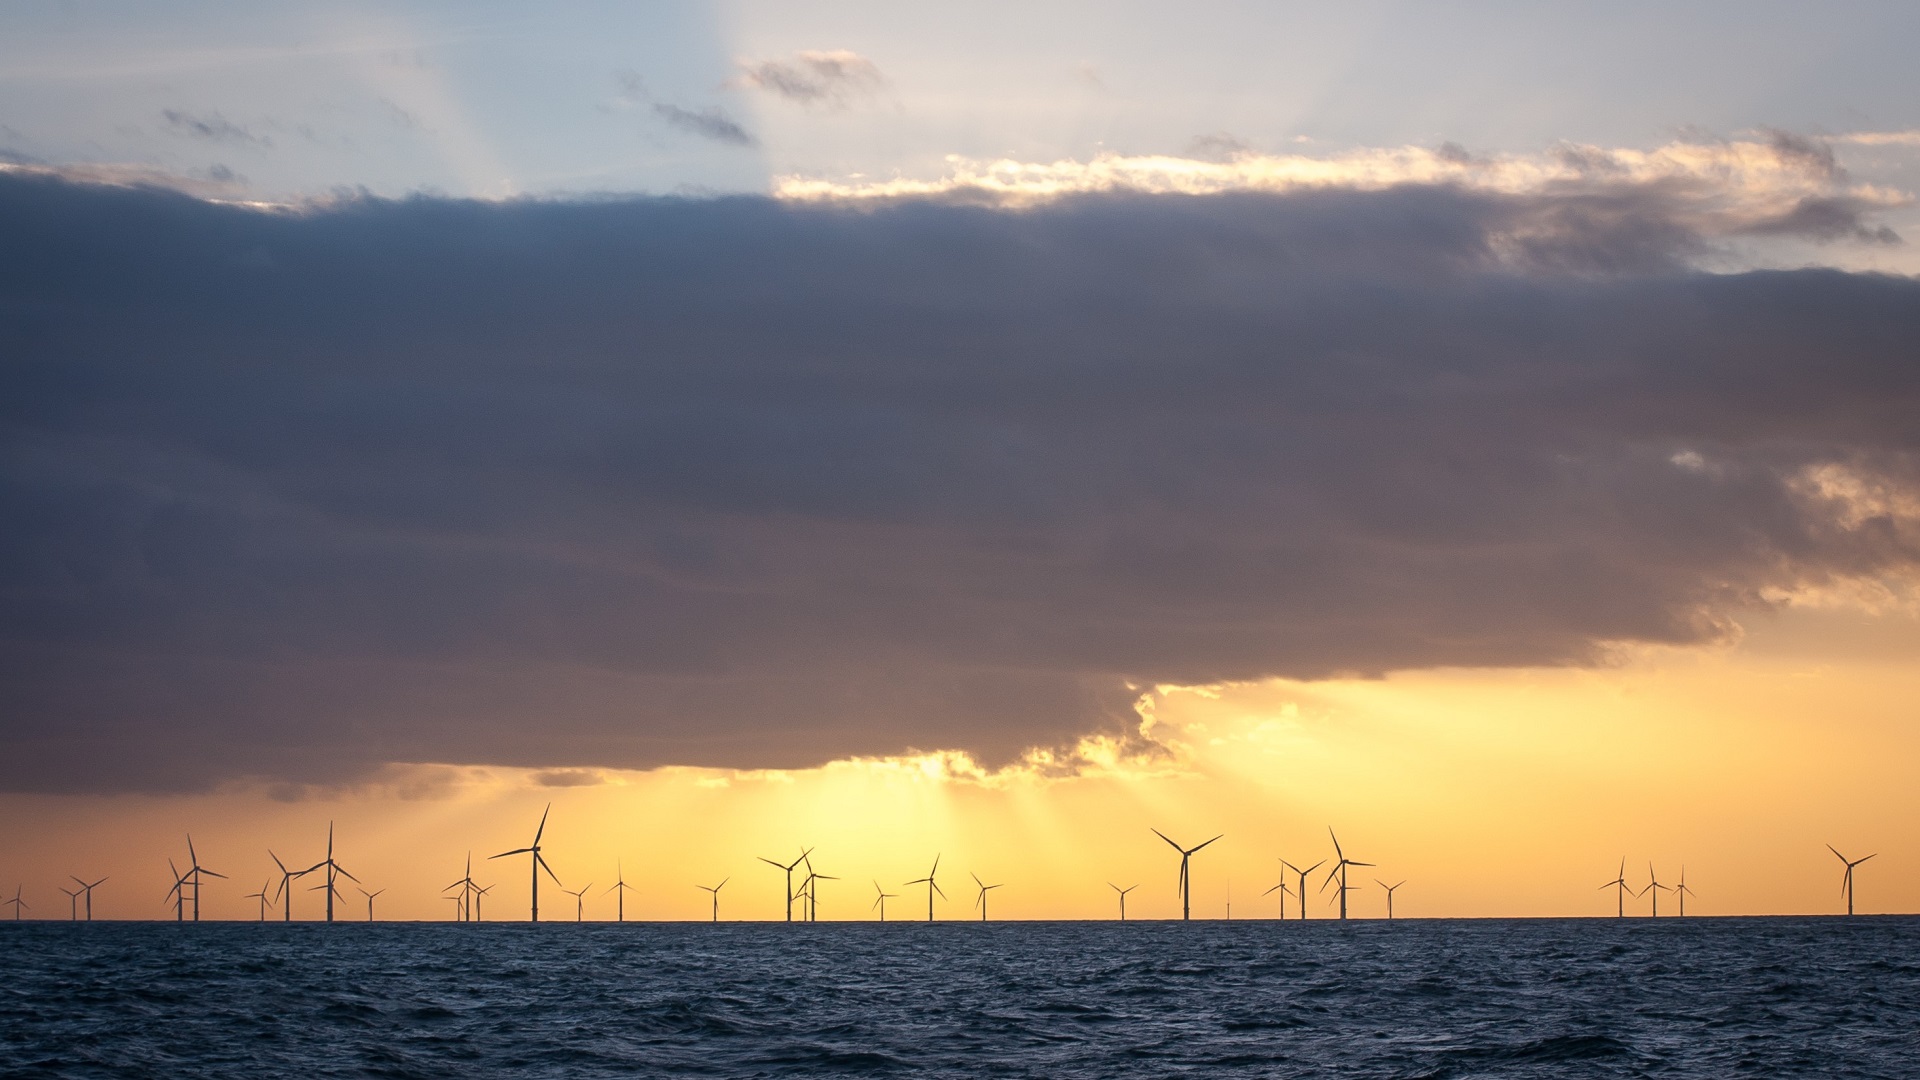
[359,888,385,922]
[175,836,225,922]
[697,877,728,922]
[491,804,562,922]
[60,885,79,921]
[269,851,311,923]
[1262,865,1291,919]
[5,885,25,920]
[444,853,481,923]
[165,860,188,921]
[756,848,813,923]
[1283,860,1324,920]
[1109,882,1138,921]
[300,823,358,924]
[605,862,636,922]
[1673,867,1694,916]
[1152,829,1222,921]
[1376,879,1406,919]
[447,894,464,921]
[1599,858,1631,918]
[562,883,592,922]
[1636,863,1671,916]
[244,881,270,922]
[71,876,107,922]
[905,855,946,922]
[1320,830,1372,920]
[872,880,898,921]
[799,865,839,922]
[474,884,493,921]
[1828,845,1876,916]
[971,873,1004,922]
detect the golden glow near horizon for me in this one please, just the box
[3,603,1915,924]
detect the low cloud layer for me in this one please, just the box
[2,163,1918,793]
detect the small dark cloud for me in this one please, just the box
[652,103,757,148]
[737,50,884,109]
[1764,128,1841,179]
[161,109,271,148]
[1186,133,1250,162]
[532,769,605,787]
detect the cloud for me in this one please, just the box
[1,157,1918,793]
[735,50,884,109]
[161,109,271,148]
[652,103,757,148]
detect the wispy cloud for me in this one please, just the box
[735,50,884,109]
[652,103,757,148]
[161,108,271,148]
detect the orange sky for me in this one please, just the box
[3,601,1913,923]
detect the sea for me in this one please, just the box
[2,917,1916,1078]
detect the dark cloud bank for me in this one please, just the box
[2,171,1918,793]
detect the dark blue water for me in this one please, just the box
[3,918,1916,1077]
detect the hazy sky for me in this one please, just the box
[3,1,1918,919]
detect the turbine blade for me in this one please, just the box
[492,849,532,859]
[1151,828,1183,853]
[537,853,563,886]
[534,803,551,845]
[1190,835,1223,854]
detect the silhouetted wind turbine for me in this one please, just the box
[359,888,384,922]
[1152,829,1222,921]
[1109,882,1138,921]
[563,883,592,922]
[474,884,493,921]
[1320,830,1372,920]
[1262,869,1291,919]
[5,886,25,920]
[165,860,187,921]
[971,873,1004,922]
[491,804,561,922]
[178,836,225,922]
[1828,845,1875,916]
[872,881,898,921]
[445,853,481,923]
[1377,879,1406,919]
[905,855,946,922]
[1599,858,1631,918]
[605,862,635,922]
[757,848,812,922]
[245,881,270,922]
[1637,863,1671,916]
[1283,860,1324,920]
[269,851,311,922]
[447,894,464,921]
[697,877,728,922]
[301,823,358,924]
[60,885,79,921]
[801,869,839,922]
[1674,867,1694,916]
[71,876,106,922]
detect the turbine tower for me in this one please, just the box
[697,877,728,922]
[800,867,839,922]
[1637,863,1671,916]
[1377,879,1406,919]
[445,854,481,923]
[971,873,1004,922]
[1283,860,1324,920]
[756,848,813,923]
[605,862,636,922]
[71,877,107,922]
[562,883,592,922]
[1320,830,1372,920]
[301,823,358,923]
[359,888,385,922]
[60,885,79,921]
[491,804,562,922]
[1152,829,1222,921]
[269,852,310,922]
[905,855,946,922]
[245,881,270,921]
[5,886,26,920]
[1109,882,1138,921]
[165,860,188,921]
[1674,867,1694,916]
[872,881,898,921]
[1262,866,1291,919]
[176,836,225,922]
[1599,858,1631,918]
[1828,845,1876,916]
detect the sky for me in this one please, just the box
[2,0,1919,921]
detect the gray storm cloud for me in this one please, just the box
[1,170,1917,793]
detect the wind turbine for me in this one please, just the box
[605,862,636,922]
[872,881,898,921]
[1599,858,1631,918]
[1283,860,1324,920]
[445,854,481,923]
[301,823,358,923]
[1637,863,1671,916]
[447,894,465,921]
[697,878,728,922]
[905,855,946,922]
[971,873,1004,922]
[474,884,493,921]
[71,876,107,922]
[491,804,562,922]
[1109,882,1138,921]
[1377,879,1406,919]
[165,860,187,921]
[5,886,25,920]
[1262,868,1291,919]
[562,883,592,922]
[1152,829,1222,921]
[1828,845,1876,916]
[756,848,812,922]
[359,888,384,922]
[1320,830,1372,920]
[60,885,80,921]
[245,881,270,922]
[177,836,225,921]
[269,851,311,922]
[801,868,839,922]
[1674,867,1694,916]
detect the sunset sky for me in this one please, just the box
[3,0,1918,921]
